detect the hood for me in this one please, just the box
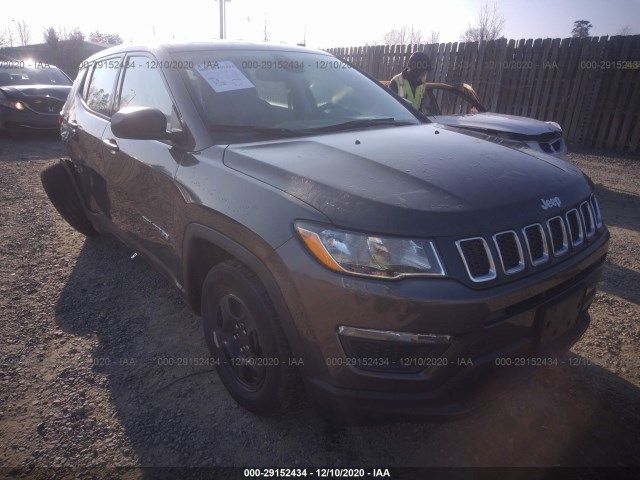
[432,112,561,137]
[0,85,71,102]
[221,124,590,237]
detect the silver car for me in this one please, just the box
[419,82,567,157]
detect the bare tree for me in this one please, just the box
[616,25,633,35]
[14,20,32,46]
[460,2,505,42]
[0,29,7,47]
[427,30,441,44]
[3,27,15,46]
[571,20,592,38]
[263,18,269,42]
[383,26,423,46]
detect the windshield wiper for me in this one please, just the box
[302,118,415,133]
[208,124,307,137]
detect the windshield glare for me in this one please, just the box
[173,50,421,135]
[0,66,72,87]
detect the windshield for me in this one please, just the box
[0,65,72,87]
[172,49,421,139]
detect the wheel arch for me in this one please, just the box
[40,159,99,236]
[182,223,324,383]
[182,223,311,365]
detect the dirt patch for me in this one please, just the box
[1,137,639,474]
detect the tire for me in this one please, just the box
[201,259,302,415]
[40,162,98,237]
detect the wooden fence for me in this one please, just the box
[327,35,640,153]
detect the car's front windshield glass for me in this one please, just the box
[0,66,72,87]
[172,49,422,139]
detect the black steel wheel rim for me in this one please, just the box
[212,293,266,391]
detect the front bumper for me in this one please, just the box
[306,308,592,422]
[274,228,609,420]
[0,106,59,132]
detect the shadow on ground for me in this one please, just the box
[595,184,640,233]
[599,262,640,305]
[53,235,640,468]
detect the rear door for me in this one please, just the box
[71,56,123,216]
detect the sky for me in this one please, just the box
[2,0,639,49]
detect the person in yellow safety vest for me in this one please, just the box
[389,51,432,110]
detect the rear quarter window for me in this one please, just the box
[62,68,88,114]
[84,57,122,117]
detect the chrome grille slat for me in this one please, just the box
[546,216,569,256]
[456,196,602,283]
[522,224,549,266]
[565,209,584,247]
[590,194,603,229]
[580,201,596,239]
[492,231,525,275]
[455,238,496,283]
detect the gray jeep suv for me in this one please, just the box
[41,42,609,420]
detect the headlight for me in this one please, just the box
[0,97,26,110]
[295,222,446,279]
[545,121,562,131]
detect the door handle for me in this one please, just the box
[102,138,119,154]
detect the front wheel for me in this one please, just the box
[201,259,301,415]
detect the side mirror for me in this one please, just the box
[111,106,182,141]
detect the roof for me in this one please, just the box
[83,40,330,62]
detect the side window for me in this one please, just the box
[84,58,121,116]
[118,57,174,131]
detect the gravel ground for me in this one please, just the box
[0,136,639,476]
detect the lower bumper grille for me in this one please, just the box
[338,327,450,373]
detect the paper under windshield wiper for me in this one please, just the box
[303,118,414,133]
